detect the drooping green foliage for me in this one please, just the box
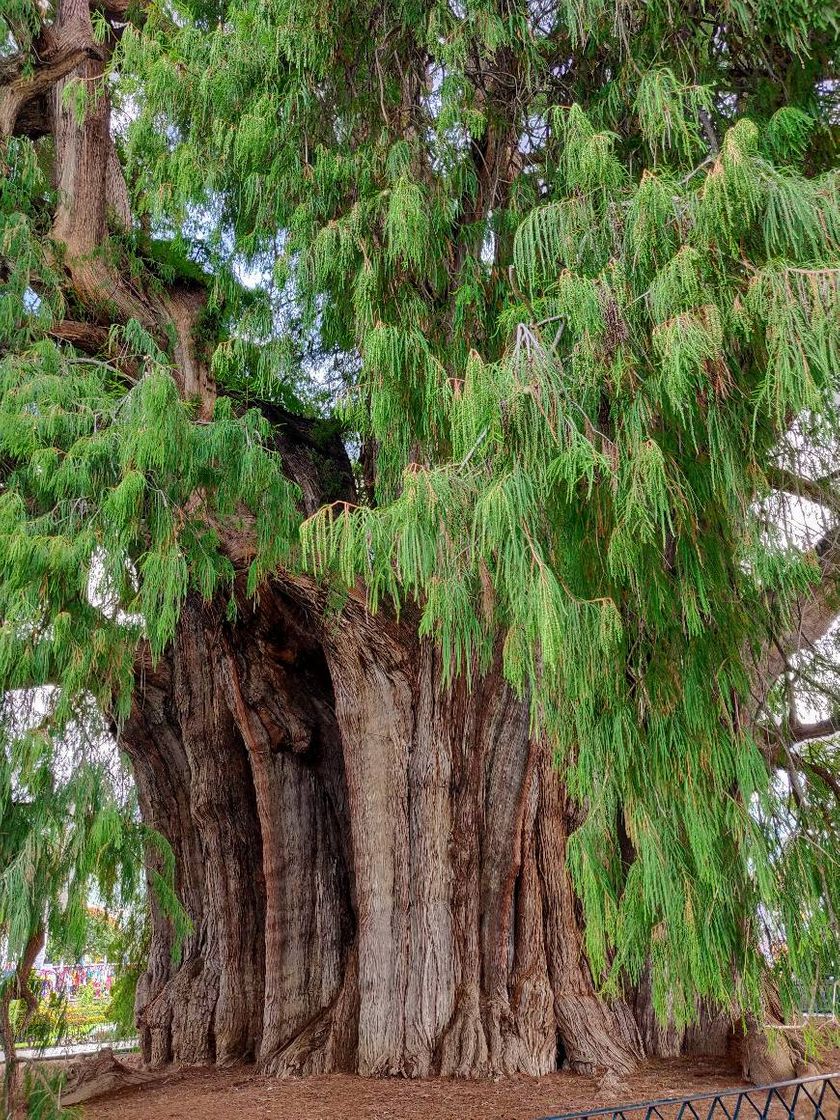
[1,34,302,1089]
[2,0,839,1041]
[0,690,153,1118]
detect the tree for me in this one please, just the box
[0,0,838,1086]
[0,691,146,1115]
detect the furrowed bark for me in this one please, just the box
[0,9,97,141]
[126,581,644,1077]
[122,618,266,1067]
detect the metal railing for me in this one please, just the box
[539,1072,839,1120]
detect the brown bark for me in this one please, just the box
[124,579,644,1077]
[536,770,642,1075]
[122,617,267,1067]
[0,10,98,141]
[3,1,218,417]
[61,1048,161,1106]
[0,930,45,1117]
[3,0,814,1087]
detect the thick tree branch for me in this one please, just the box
[48,318,144,380]
[788,715,840,743]
[757,723,840,803]
[755,524,840,698]
[25,2,215,413]
[48,318,111,351]
[767,464,840,515]
[0,15,103,140]
[802,756,840,802]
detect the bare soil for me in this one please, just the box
[80,1055,768,1120]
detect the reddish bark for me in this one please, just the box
[124,585,646,1076]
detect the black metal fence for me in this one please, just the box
[539,1073,839,1120]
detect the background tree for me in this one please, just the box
[0,691,148,1115]
[0,0,838,1087]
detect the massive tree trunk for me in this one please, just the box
[118,380,648,1077]
[123,578,646,1077]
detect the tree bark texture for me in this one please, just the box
[123,584,649,1077]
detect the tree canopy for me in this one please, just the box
[1,0,839,1074]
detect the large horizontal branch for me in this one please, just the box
[47,318,144,381]
[48,318,111,351]
[757,725,840,804]
[802,756,840,803]
[767,464,840,515]
[755,524,840,699]
[788,716,840,743]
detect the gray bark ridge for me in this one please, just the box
[126,579,646,1077]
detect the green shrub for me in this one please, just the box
[13,988,111,1048]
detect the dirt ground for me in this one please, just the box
[79,1055,772,1120]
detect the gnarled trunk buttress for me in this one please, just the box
[122,611,267,1066]
[125,585,645,1077]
